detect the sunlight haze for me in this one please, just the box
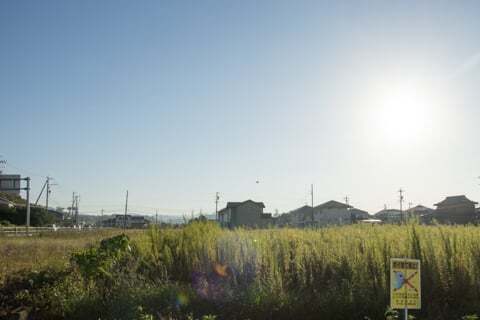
[1,1,479,215]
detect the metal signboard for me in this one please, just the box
[390,258,421,311]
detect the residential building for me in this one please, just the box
[277,201,370,227]
[0,174,21,196]
[405,205,434,223]
[374,209,402,223]
[432,195,478,224]
[406,205,434,217]
[218,200,272,228]
[375,205,434,224]
[101,214,150,228]
[313,200,353,226]
[278,205,313,227]
[349,208,371,222]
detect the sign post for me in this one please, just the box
[390,258,421,319]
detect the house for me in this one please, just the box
[349,208,370,222]
[101,214,150,228]
[217,200,272,228]
[277,201,370,227]
[374,209,403,223]
[313,200,353,226]
[432,195,478,224]
[406,205,434,217]
[278,205,313,227]
[405,205,434,223]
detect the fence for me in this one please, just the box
[0,226,101,236]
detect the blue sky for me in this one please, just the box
[1,1,480,215]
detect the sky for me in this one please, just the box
[1,1,480,216]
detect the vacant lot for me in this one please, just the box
[2,223,480,320]
[0,229,143,284]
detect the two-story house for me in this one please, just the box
[279,205,313,227]
[433,195,478,224]
[218,200,273,228]
[374,209,402,223]
[313,200,353,226]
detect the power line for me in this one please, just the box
[4,161,45,178]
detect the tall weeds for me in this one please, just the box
[144,222,480,319]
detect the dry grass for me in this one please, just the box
[3,223,480,319]
[0,229,143,284]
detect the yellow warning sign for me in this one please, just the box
[390,258,421,310]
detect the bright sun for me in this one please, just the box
[369,80,435,144]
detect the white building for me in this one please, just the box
[276,205,313,227]
[374,209,402,223]
[313,200,353,226]
[279,201,370,227]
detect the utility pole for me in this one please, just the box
[155,209,158,225]
[45,177,50,214]
[345,195,353,223]
[311,184,314,225]
[26,177,30,231]
[70,192,75,222]
[124,190,129,230]
[35,179,47,205]
[399,188,405,224]
[75,194,80,226]
[100,208,104,228]
[215,192,220,221]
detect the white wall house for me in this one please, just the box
[313,200,353,226]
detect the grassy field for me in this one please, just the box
[0,229,143,284]
[1,223,480,319]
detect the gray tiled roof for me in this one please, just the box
[314,200,352,210]
[434,195,478,207]
[218,200,265,213]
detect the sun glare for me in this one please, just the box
[368,79,436,144]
